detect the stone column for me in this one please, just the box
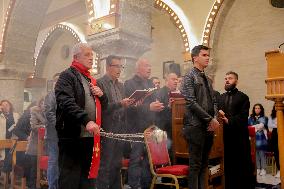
[275,99,284,187]
[87,0,153,81]
[0,69,28,113]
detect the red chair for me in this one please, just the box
[121,158,129,188]
[36,127,48,188]
[144,126,188,189]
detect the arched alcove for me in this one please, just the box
[34,24,83,78]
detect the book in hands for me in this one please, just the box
[128,88,157,103]
[169,91,184,98]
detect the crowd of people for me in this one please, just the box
[0,43,280,189]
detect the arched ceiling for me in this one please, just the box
[0,0,215,73]
[0,0,52,73]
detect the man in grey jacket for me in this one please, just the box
[181,45,220,189]
[44,73,60,189]
[96,55,133,189]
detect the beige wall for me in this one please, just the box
[213,0,284,114]
[142,10,184,85]
[42,33,77,80]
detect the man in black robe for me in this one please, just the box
[219,71,255,189]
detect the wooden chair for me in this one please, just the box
[36,127,48,188]
[265,131,277,175]
[144,126,189,189]
[0,139,14,189]
[10,140,28,189]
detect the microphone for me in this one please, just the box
[279,42,284,49]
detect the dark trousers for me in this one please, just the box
[25,155,37,189]
[272,128,280,170]
[185,126,213,189]
[96,137,123,189]
[58,138,95,189]
[128,142,151,189]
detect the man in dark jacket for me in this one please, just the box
[181,45,220,189]
[219,71,255,189]
[55,43,107,189]
[96,55,133,189]
[125,59,164,189]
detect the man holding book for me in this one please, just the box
[124,59,164,189]
[96,55,134,189]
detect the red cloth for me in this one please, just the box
[156,165,189,176]
[248,126,256,137]
[38,127,45,140]
[40,156,49,170]
[71,61,102,179]
[122,158,130,168]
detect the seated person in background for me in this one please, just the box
[150,76,161,89]
[25,98,45,189]
[248,103,268,176]
[13,101,37,140]
[0,100,20,172]
[155,73,178,159]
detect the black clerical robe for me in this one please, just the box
[219,88,255,189]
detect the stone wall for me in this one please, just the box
[212,0,284,113]
[143,10,184,85]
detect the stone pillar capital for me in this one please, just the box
[88,28,151,59]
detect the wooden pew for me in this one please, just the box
[0,139,28,189]
[0,139,14,189]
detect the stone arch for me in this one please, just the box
[34,23,84,78]
[201,0,225,46]
[0,0,52,72]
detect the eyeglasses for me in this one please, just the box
[110,64,125,69]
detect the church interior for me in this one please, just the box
[0,0,284,189]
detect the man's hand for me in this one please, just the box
[168,98,175,108]
[219,110,229,124]
[207,118,220,132]
[90,84,103,97]
[150,100,164,112]
[86,121,100,135]
[120,98,135,107]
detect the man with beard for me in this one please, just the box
[219,71,255,189]
[96,55,134,189]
